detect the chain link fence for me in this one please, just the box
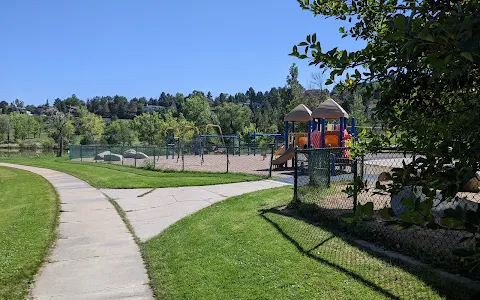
[69,143,293,177]
[293,147,480,278]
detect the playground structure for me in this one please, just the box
[162,99,356,171]
[310,99,353,149]
[272,99,356,168]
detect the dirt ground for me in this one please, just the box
[73,154,293,178]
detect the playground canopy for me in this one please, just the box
[284,104,312,122]
[312,98,349,119]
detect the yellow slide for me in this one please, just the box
[274,145,286,156]
[272,146,295,166]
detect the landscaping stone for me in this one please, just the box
[94,151,110,160]
[134,152,148,159]
[124,149,149,159]
[391,185,479,221]
[123,149,137,158]
[104,153,122,161]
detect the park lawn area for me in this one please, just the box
[0,157,263,189]
[143,186,476,300]
[0,166,58,299]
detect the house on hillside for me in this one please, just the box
[142,105,165,113]
[12,107,32,115]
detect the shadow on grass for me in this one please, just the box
[259,205,480,300]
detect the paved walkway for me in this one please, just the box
[0,163,153,300]
[101,180,290,241]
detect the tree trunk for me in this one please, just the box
[58,134,63,157]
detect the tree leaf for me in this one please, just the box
[461,52,473,61]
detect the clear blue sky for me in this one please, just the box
[0,0,361,105]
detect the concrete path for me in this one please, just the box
[102,180,290,241]
[0,163,153,300]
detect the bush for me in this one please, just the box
[41,139,55,149]
[141,159,156,171]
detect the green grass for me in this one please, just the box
[143,186,477,300]
[0,166,58,299]
[0,157,263,188]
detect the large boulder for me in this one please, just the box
[134,152,149,159]
[123,149,149,159]
[104,153,123,161]
[94,151,111,160]
[460,174,480,193]
[391,186,479,221]
[123,149,137,158]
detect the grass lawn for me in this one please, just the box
[143,186,478,300]
[0,157,263,189]
[0,166,58,299]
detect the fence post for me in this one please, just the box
[226,147,229,173]
[269,144,274,178]
[121,145,124,166]
[353,158,358,213]
[328,152,332,188]
[360,155,364,180]
[182,145,185,171]
[80,145,83,162]
[293,146,298,202]
[135,145,138,167]
[95,145,98,162]
[153,145,156,169]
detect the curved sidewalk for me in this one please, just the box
[102,179,290,241]
[0,163,153,300]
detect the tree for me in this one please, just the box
[291,1,480,265]
[14,98,24,108]
[10,112,31,140]
[78,108,105,144]
[46,109,75,156]
[32,116,44,138]
[286,63,305,110]
[0,101,9,114]
[0,114,11,142]
[105,120,136,145]
[207,91,213,101]
[132,112,162,145]
[183,94,215,127]
[216,102,252,135]
[350,92,368,127]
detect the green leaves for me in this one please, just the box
[354,202,374,219]
[418,26,434,42]
[380,207,393,220]
[461,52,473,62]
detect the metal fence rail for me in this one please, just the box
[293,147,480,277]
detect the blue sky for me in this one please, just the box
[0,0,361,105]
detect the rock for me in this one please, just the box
[123,149,149,159]
[94,151,111,160]
[104,153,122,161]
[134,152,148,159]
[123,149,137,158]
[460,174,480,193]
[391,186,479,221]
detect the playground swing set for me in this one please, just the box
[164,124,242,161]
